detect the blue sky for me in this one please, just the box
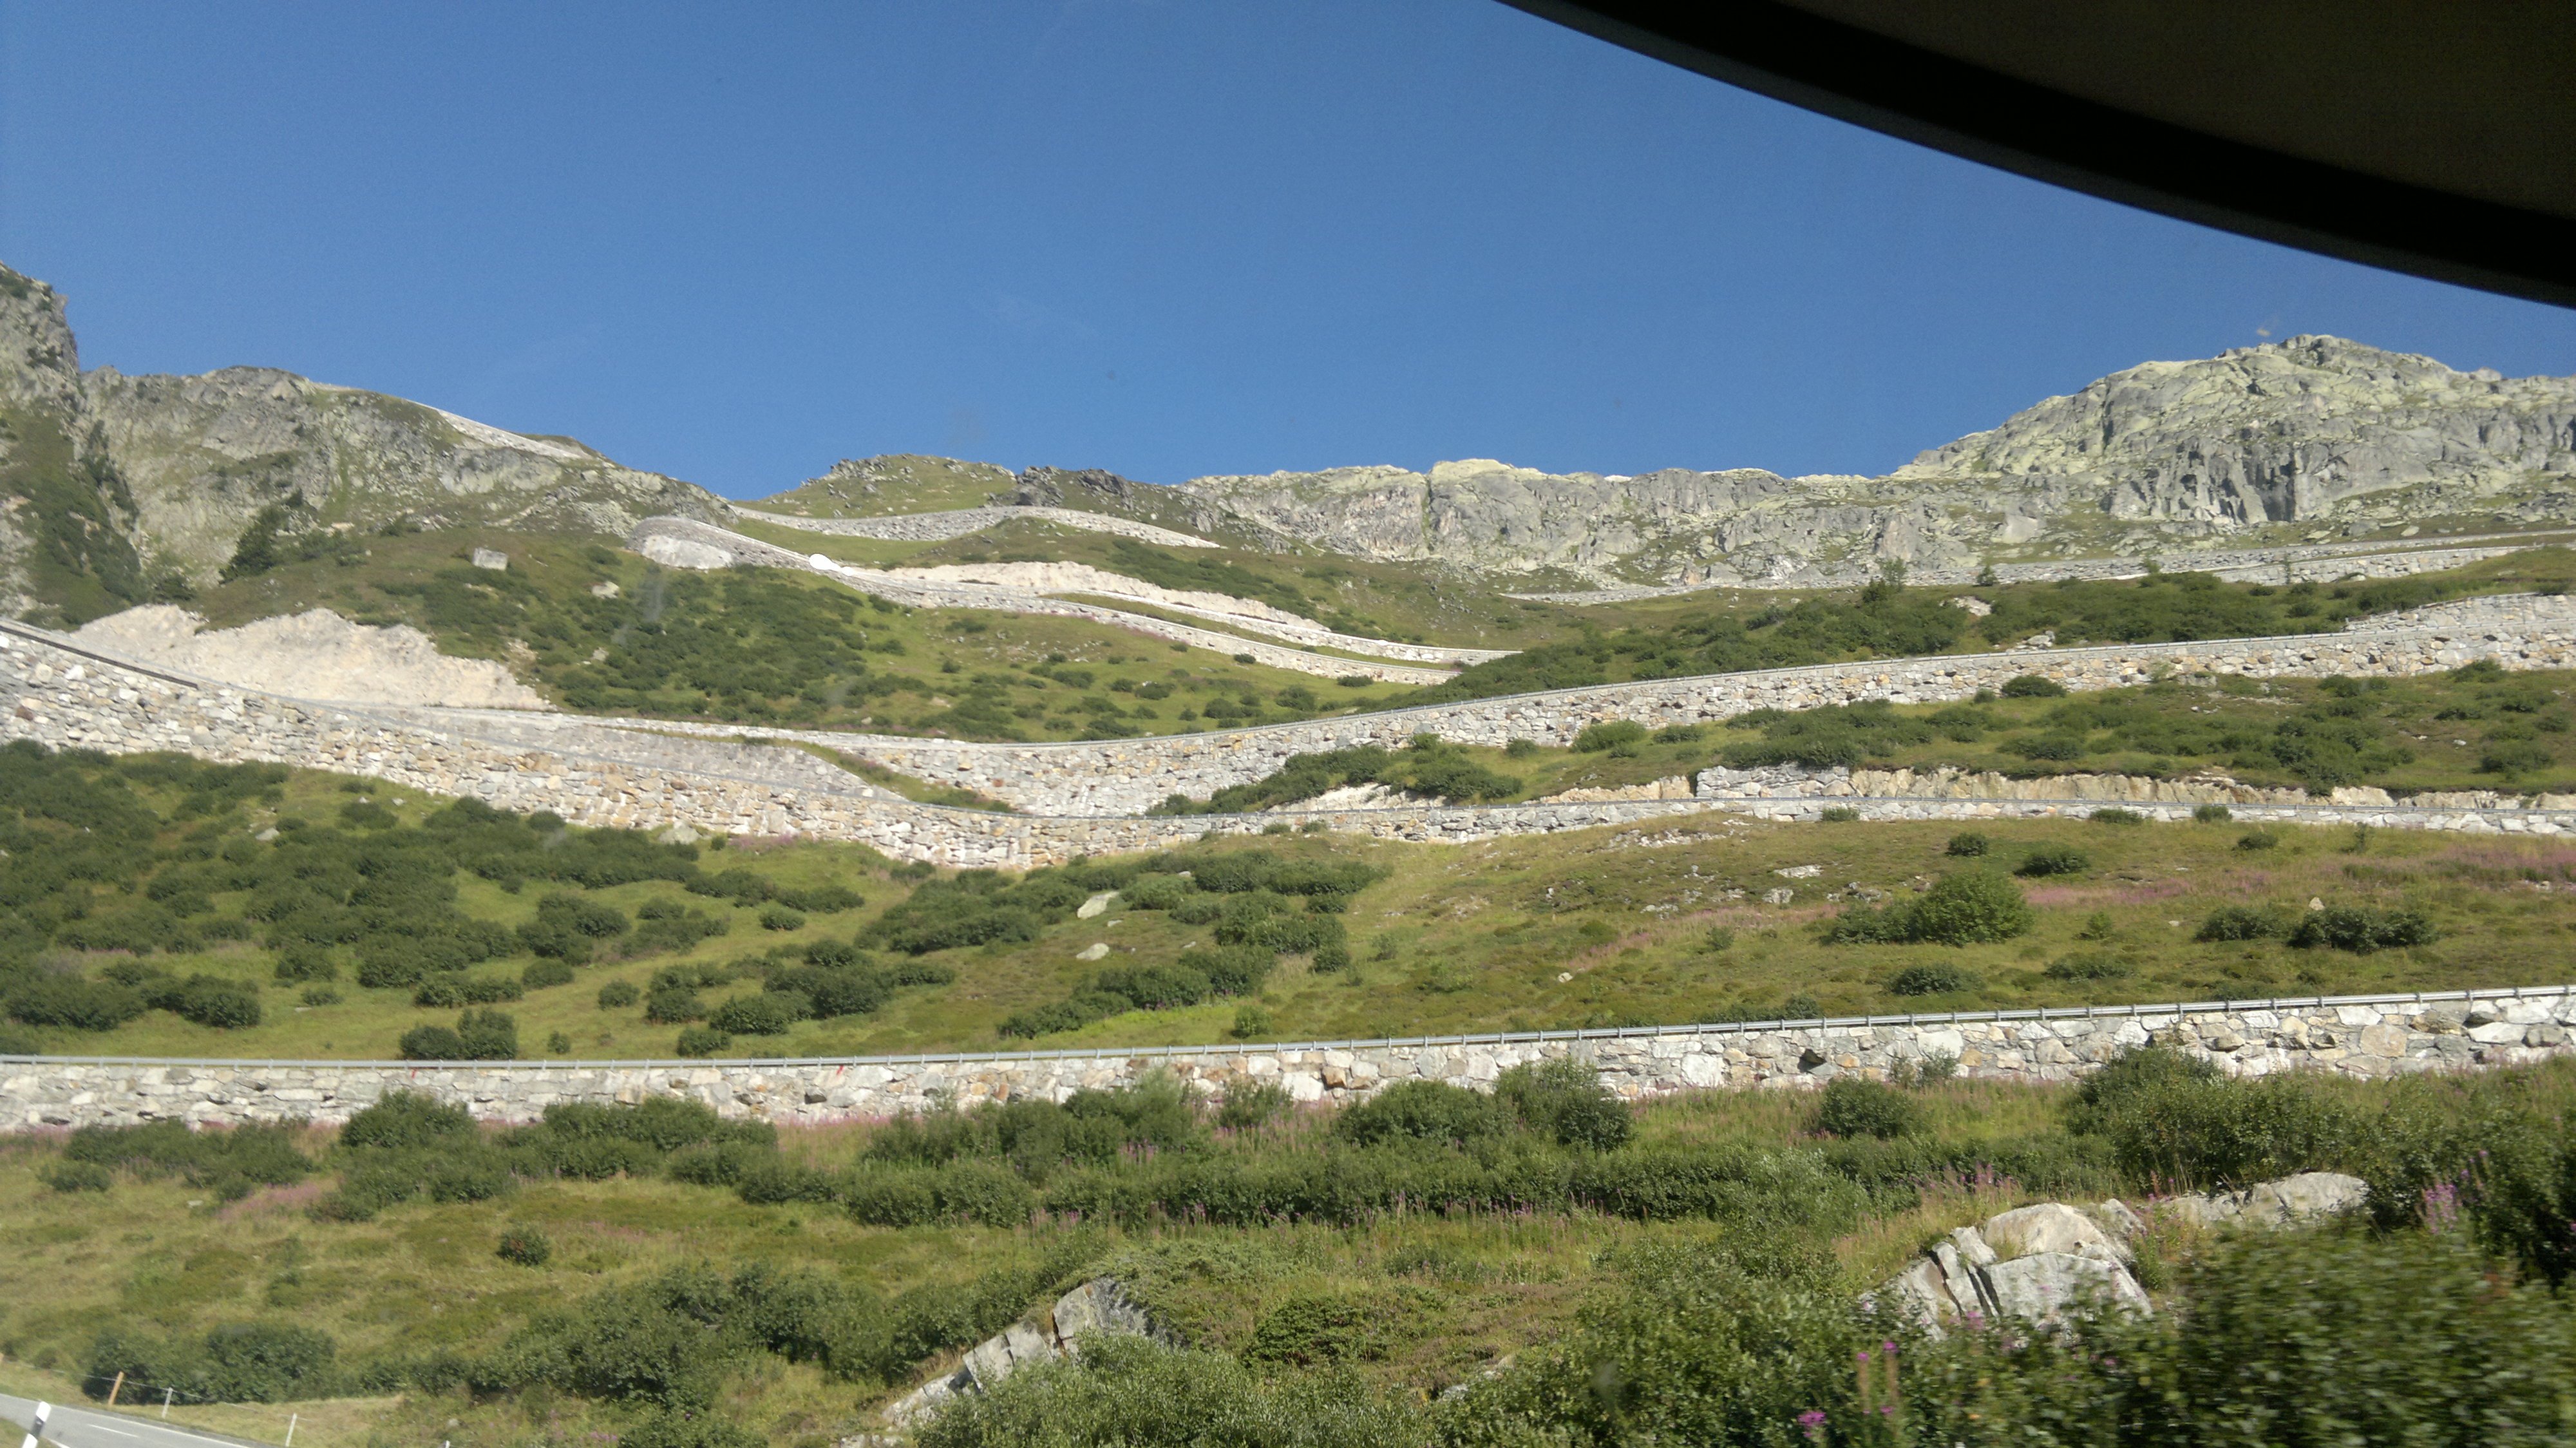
[3,1,2571,498]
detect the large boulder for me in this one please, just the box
[1978,1202,2131,1264]
[880,1277,1162,1427]
[2155,1171,2369,1228]
[1980,1252,2153,1324]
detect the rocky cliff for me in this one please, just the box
[0,261,726,624]
[1898,335,2576,544]
[777,339,2575,589]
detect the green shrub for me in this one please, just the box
[1089,962,1215,1010]
[1229,1004,1274,1040]
[341,1091,476,1150]
[2000,674,2068,697]
[621,1411,762,1448]
[2015,843,2091,876]
[272,944,337,983]
[1444,1242,1880,1446]
[644,985,705,1022]
[2288,906,2439,953]
[413,972,523,1007]
[1217,1079,1292,1131]
[914,1335,1428,1448]
[2069,1046,2357,1188]
[1243,1291,1406,1366]
[2196,904,2297,942]
[43,1159,114,1192]
[398,1009,517,1061]
[6,975,146,1031]
[674,1026,731,1057]
[86,1320,338,1405]
[517,892,629,962]
[1573,720,1649,753]
[708,992,804,1035]
[757,906,806,931]
[1817,805,1861,823]
[1888,962,1978,996]
[2236,828,2280,851]
[596,980,639,1009]
[496,1226,551,1266]
[1828,870,2034,946]
[522,958,576,989]
[300,985,341,1006]
[156,974,261,1029]
[1332,1080,1508,1147]
[2193,803,2234,823]
[2089,806,2146,825]
[1812,1077,1922,1138]
[1495,1058,1632,1150]
[1943,830,1989,857]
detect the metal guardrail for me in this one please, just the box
[5,982,2568,1073]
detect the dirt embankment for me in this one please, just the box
[71,605,551,709]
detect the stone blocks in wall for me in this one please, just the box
[8,987,2572,1133]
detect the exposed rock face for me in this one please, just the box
[1175,458,1916,584]
[880,1277,1162,1427]
[799,341,2576,589]
[1899,337,2576,537]
[69,604,551,709]
[1876,1172,2372,1335]
[0,260,726,619]
[1180,341,2575,584]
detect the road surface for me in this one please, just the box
[0,1393,274,1448]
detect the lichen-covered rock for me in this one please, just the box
[880,1278,1162,1427]
[1978,1202,2131,1264]
[2156,1171,2370,1228]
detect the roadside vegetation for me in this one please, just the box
[179,516,2572,747]
[1412,553,2567,703]
[184,529,1426,741]
[2,1056,2570,1447]
[7,748,2576,1062]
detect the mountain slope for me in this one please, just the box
[0,261,726,623]
[775,339,2576,589]
[1895,334,2576,542]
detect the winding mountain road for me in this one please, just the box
[1,1393,279,1448]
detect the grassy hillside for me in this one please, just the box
[147,513,2574,747]
[1,1057,2570,1447]
[1165,663,2576,809]
[0,399,150,628]
[177,531,1427,739]
[741,455,1018,519]
[7,747,2575,1065]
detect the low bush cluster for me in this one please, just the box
[1823,870,2034,947]
[52,1118,312,1201]
[1151,734,1520,814]
[88,1321,339,1405]
[0,745,914,1052]
[997,850,1383,1038]
[316,1092,776,1220]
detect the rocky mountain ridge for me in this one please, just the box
[0,262,725,624]
[772,337,2576,587]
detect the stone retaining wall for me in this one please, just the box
[15,613,2576,871]
[448,591,2576,816]
[729,502,1218,551]
[9,987,2570,1132]
[1696,763,2576,815]
[636,519,1458,683]
[1511,533,2572,603]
